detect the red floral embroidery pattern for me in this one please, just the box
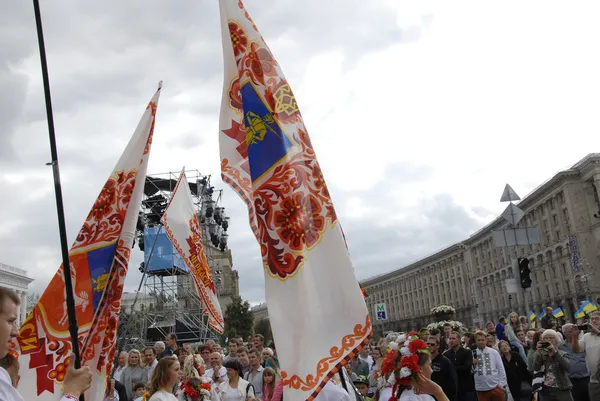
[229,22,248,58]
[280,315,372,399]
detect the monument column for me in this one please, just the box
[20,291,27,322]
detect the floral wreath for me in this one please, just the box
[180,377,212,401]
[380,332,430,400]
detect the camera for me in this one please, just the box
[577,324,588,331]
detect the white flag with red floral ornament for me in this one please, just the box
[14,84,162,401]
[218,2,371,401]
[161,169,225,334]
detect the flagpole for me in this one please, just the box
[32,0,83,378]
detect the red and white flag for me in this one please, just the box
[15,85,162,400]
[161,169,224,334]
[218,2,371,401]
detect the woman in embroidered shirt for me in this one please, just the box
[178,354,220,401]
[261,367,282,401]
[218,359,256,401]
[148,357,182,401]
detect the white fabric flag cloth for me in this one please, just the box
[161,170,225,334]
[14,84,162,401]
[217,2,371,401]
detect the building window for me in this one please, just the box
[552,215,558,226]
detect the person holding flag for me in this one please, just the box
[0,288,92,400]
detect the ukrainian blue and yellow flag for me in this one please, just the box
[528,310,536,321]
[582,300,598,313]
[575,308,586,319]
[538,310,546,319]
[553,308,565,318]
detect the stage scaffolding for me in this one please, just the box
[117,169,230,351]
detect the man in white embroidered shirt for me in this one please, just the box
[0,287,93,401]
[472,330,507,401]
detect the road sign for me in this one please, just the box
[501,203,525,226]
[492,227,540,247]
[500,184,521,202]
[375,303,388,321]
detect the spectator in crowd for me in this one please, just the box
[473,330,507,401]
[498,340,532,401]
[159,334,178,360]
[533,329,572,401]
[427,335,457,401]
[443,331,476,401]
[496,317,507,342]
[560,323,590,401]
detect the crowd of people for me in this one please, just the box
[0,285,599,401]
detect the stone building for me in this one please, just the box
[0,263,34,325]
[361,154,600,333]
[251,303,269,323]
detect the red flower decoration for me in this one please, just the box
[200,382,212,391]
[408,331,418,337]
[229,22,248,58]
[229,78,242,111]
[400,354,419,373]
[381,349,399,375]
[243,42,278,85]
[273,192,325,251]
[408,339,428,354]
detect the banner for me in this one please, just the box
[15,85,162,400]
[218,2,371,401]
[161,170,225,334]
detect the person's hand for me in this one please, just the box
[547,344,556,356]
[63,357,92,397]
[413,374,447,401]
[536,342,543,351]
[472,358,478,366]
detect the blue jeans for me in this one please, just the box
[510,340,528,363]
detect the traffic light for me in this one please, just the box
[518,257,532,289]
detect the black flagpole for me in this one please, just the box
[32,0,83,383]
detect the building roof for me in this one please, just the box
[360,153,600,286]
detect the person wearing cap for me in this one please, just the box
[353,375,371,401]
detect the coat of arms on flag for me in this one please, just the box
[14,85,162,400]
[218,2,371,401]
[161,169,225,334]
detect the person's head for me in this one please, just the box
[223,359,243,381]
[359,347,369,358]
[154,341,165,355]
[0,352,20,388]
[486,333,496,348]
[199,345,213,362]
[498,340,511,355]
[183,343,192,353]
[248,348,261,367]
[262,347,274,362]
[371,346,382,359]
[128,349,141,366]
[165,333,177,349]
[118,351,129,367]
[175,348,189,366]
[253,334,264,348]
[498,316,506,325]
[149,356,181,395]
[353,375,369,396]
[143,347,156,365]
[262,367,277,386]
[516,329,525,342]
[590,311,600,329]
[448,331,461,349]
[546,307,554,315]
[133,382,147,398]
[209,352,222,368]
[415,352,433,379]
[443,324,452,337]
[541,329,559,347]
[486,321,495,332]
[228,340,238,356]
[236,346,249,366]
[426,336,440,357]
[531,330,542,350]
[519,316,527,325]
[475,330,487,349]
[213,344,223,354]
[527,330,535,341]
[509,312,519,326]
[0,289,20,358]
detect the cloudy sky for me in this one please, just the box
[1,1,599,305]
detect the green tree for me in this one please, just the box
[254,318,273,345]
[223,296,254,340]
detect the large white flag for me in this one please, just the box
[15,85,162,400]
[218,2,371,401]
[161,170,224,334]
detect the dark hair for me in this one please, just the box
[133,382,147,392]
[0,353,18,370]
[223,359,243,377]
[254,334,264,342]
[199,344,213,354]
[0,288,20,313]
[143,347,156,355]
[167,333,177,341]
[428,328,440,336]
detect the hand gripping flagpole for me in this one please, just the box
[32,0,84,393]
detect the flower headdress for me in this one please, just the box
[183,354,205,378]
[180,377,212,401]
[380,332,430,401]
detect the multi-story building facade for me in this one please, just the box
[361,154,600,333]
[251,303,269,323]
[0,263,33,325]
